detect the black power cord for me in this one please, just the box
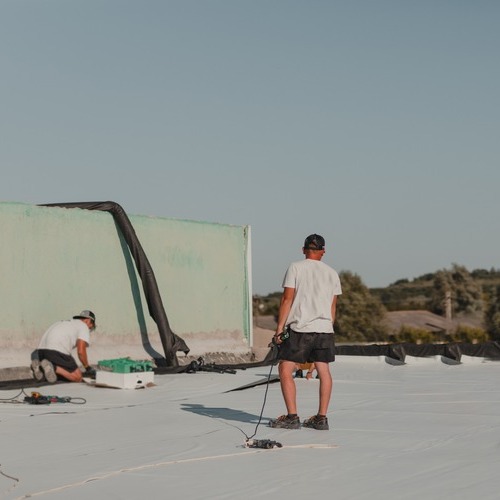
[243,344,283,449]
[0,389,25,404]
[0,389,86,405]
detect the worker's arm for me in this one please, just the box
[275,287,295,341]
[331,295,338,323]
[76,339,90,369]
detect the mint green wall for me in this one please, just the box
[0,202,251,348]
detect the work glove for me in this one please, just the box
[83,366,97,379]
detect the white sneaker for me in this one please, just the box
[31,359,44,382]
[40,359,57,383]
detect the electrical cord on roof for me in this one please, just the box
[0,389,86,405]
[243,361,283,449]
[244,361,274,441]
[0,389,25,404]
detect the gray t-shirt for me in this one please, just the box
[282,259,342,333]
[38,319,90,355]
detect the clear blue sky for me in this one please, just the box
[1,1,499,294]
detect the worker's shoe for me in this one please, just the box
[268,414,300,429]
[40,359,57,383]
[31,359,44,382]
[302,414,329,430]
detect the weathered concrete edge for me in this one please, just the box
[0,349,270,383]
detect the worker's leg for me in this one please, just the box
[314,361,332,415]
[55,366,83,382]
[278,360,298,414]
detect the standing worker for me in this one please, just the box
[31,310,97,383]
[269,234,342,430]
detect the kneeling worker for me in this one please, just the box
[31,310,97,383]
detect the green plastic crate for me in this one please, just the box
[98,357,154,373]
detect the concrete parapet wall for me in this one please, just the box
[0,202,252,368]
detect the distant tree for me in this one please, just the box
[471,267,500,280]
[392,278,409,286]
[335,271,387,342]
[485,285,500,340]
[418,273,436,282]
[430,264,483,316]
[253,292,281,317]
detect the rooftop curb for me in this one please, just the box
[0,349,268,383]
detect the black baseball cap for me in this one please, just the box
[73,310,96,326]
[304,234,325,250]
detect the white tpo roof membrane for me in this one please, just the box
[1,355,499,499]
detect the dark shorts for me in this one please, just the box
[37,349,79,372]
[277,328,335,364]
